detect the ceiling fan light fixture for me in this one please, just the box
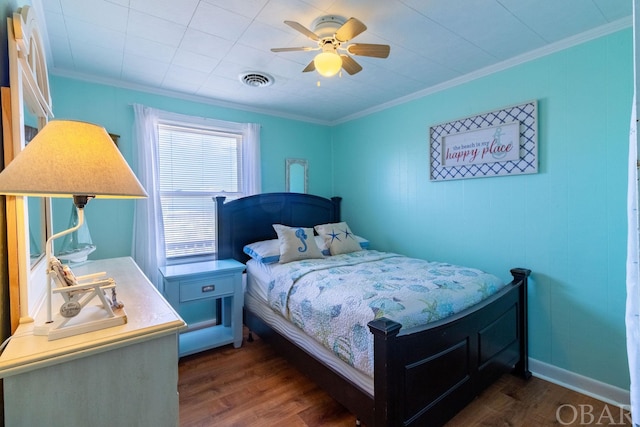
[313,51,342,77]
[271,16,389,77]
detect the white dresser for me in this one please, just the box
[0,257,186,427]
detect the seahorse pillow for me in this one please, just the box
[315,221,363,255]
[272,224,324,263]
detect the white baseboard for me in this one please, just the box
[530,358,630,407]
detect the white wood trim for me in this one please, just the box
[530,358,631,408]
[6,5,55,329]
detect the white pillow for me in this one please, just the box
[273,224,324,263]
[244,236,332,263]
[315,221,362,255]
[243,239,280,264]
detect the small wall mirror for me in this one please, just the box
[286,158,308,193]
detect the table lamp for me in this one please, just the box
[0,119,148,339]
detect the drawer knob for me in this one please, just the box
[202,285,215,293]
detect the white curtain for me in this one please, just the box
[628,3,640,425]
[244,122,262,196]
[131,104,166,288]
[629,94,640,427]
[131,105,261,287]
[628,93,640,427]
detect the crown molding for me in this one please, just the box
[48,68,331,125]
[334,16,632,125]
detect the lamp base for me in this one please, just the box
[35,306,127,341]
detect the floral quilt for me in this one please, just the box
[266,250,505,377]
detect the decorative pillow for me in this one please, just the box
[243,239,280,264]
[273,224,324,263]
[317,235,369,256]
[315,222,362,255]
[243,233,369,262]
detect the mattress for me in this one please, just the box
[264,250,505,376]
[245,259,374,396]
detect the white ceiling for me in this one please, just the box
[33,0,631,125]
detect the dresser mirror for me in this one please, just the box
[24,108,46,266]
[285,158,308,193]
[6,6,54,327]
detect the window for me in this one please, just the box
[157,120,245,260]
[132,104,260,280]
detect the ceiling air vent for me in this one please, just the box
[239,72,274,88]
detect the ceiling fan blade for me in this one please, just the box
[302,60,316,73]
[347,43,390,58]
[335,17,367,42]
[340,54,363,75]
[271,46,316,53]
[284,20,319,41]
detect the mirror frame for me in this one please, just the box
[5,6,53,328]
[285,158,308,194]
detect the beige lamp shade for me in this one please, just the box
[0,120,147,199]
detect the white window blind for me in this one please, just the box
[158,123,243,259]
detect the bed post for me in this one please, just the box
[510,267,532,379]
[368,317,402,426]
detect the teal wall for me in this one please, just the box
[48,76,333,259]
[46,27,632,391]
[331,29,632,389]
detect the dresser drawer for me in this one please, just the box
[180,275,235,302]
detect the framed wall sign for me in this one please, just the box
[429,100,538,181]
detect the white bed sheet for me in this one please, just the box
[245,259,374,397]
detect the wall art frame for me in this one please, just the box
[429,100,538,181]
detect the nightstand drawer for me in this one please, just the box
[180,276,234,302]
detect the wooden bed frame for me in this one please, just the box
[216,192,531,427]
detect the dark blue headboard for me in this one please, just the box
[215,192,341,263]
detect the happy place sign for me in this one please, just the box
[441,122,520,167]
[429,100,538,181]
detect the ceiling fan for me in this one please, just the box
[271,15,390,78]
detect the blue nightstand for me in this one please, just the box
[159,259,245,357]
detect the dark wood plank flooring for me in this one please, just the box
[178,328,631,426]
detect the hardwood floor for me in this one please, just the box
[178,328,631,426]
